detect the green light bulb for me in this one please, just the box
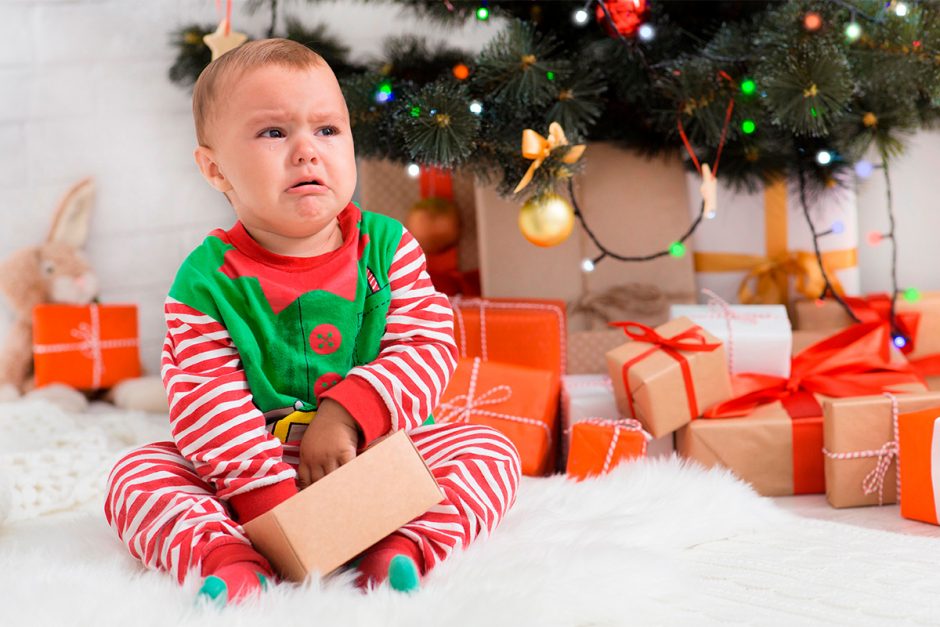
[904,287,922,303]
[741,119,756,134]
[476,6,489,20]
[410,106,421,117]
[741,79,757,95]
[668,242,686,258]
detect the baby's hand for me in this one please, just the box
[298,399,360,488]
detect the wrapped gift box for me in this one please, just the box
[450,297,566,379]
[561,374,674,465]
[32,303,141,390]
[605,317,733,438]
[669,303,792,378]
[794,293,940,373]
[898,406,940,526]
[567,328,630,375]
[686,176,859,305]
[475,144,696,309]
[566,419,648,481]
[676,399,826,496]
[679,322,927,496]
[823,392,940,508]
[434,357,559,476]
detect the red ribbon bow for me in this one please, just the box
[704,321,923,419]
[610,321,721,421]
[843,294,920,354]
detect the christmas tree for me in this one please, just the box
[170,0,940,199]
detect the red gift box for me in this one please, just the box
[33,304,141,390]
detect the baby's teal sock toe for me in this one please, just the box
[196,571,268,607]
[388,554,420,593]
[197,575,228,606]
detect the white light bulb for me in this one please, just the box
[638,24,655,41]
[573,9,589,25]
[816,150,833,166]
[581,258,595,273]
[845,21,862,41]
[469,100,483,115]
[406,163,420,178]
[896,2,909,17]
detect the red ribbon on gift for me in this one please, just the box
[704,321,924,494]
[610,321,721,420]
[843,294,921,355]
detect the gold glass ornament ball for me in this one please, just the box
[518,193,575,247]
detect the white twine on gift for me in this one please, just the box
[701,288,777,374]
[32,304,138,389]
[436,357,553,445]
[450,296,567,375]
[822,392,901,506]
[572,417,651,473]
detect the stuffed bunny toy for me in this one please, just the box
[0,178,99,401]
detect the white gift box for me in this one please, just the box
[669,303,793,378]
[685,174,859,305]
[560,374,674,464]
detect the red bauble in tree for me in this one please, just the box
[596,0,649,38]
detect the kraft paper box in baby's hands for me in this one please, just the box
[243,431,444,582]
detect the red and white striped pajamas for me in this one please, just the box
[103,212,521,583]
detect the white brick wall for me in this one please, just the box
[0,0,499,374]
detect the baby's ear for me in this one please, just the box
[194,146,233,193]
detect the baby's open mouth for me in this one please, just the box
[291,180,322,188]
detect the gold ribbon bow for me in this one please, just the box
[693,179,857,304]
[513,122,586,194]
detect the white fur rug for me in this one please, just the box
[1,401,939,626]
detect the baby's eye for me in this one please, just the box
[317,126,339,137]
[259,128,285,139]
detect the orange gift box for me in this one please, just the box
[898,406,940,525]
[566,419,648,481]
[450,297,566,379]
[433,357,558,476]
[33,304,141,390]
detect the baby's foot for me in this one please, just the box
[355,536,424,593]
[197,563,270,606]
[387,554,420,592]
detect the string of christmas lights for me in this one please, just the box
[568,179,705,272]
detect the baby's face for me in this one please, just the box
[204,63,357,242]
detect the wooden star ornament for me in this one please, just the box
[203,19,247,61]
[700,163,717,218]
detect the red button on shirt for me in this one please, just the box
[310,323,342,355]
[314,372,343,396]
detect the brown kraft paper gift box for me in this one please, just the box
[676,400,826,497]
[242,431,444,582]
[823,391,940,508]
[605,317,732,438]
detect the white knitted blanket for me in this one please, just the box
[1,400,939,626]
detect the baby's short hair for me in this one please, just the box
[192,38,326,147]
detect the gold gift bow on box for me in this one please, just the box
[513,122,586,194]
[693,179,857,304]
